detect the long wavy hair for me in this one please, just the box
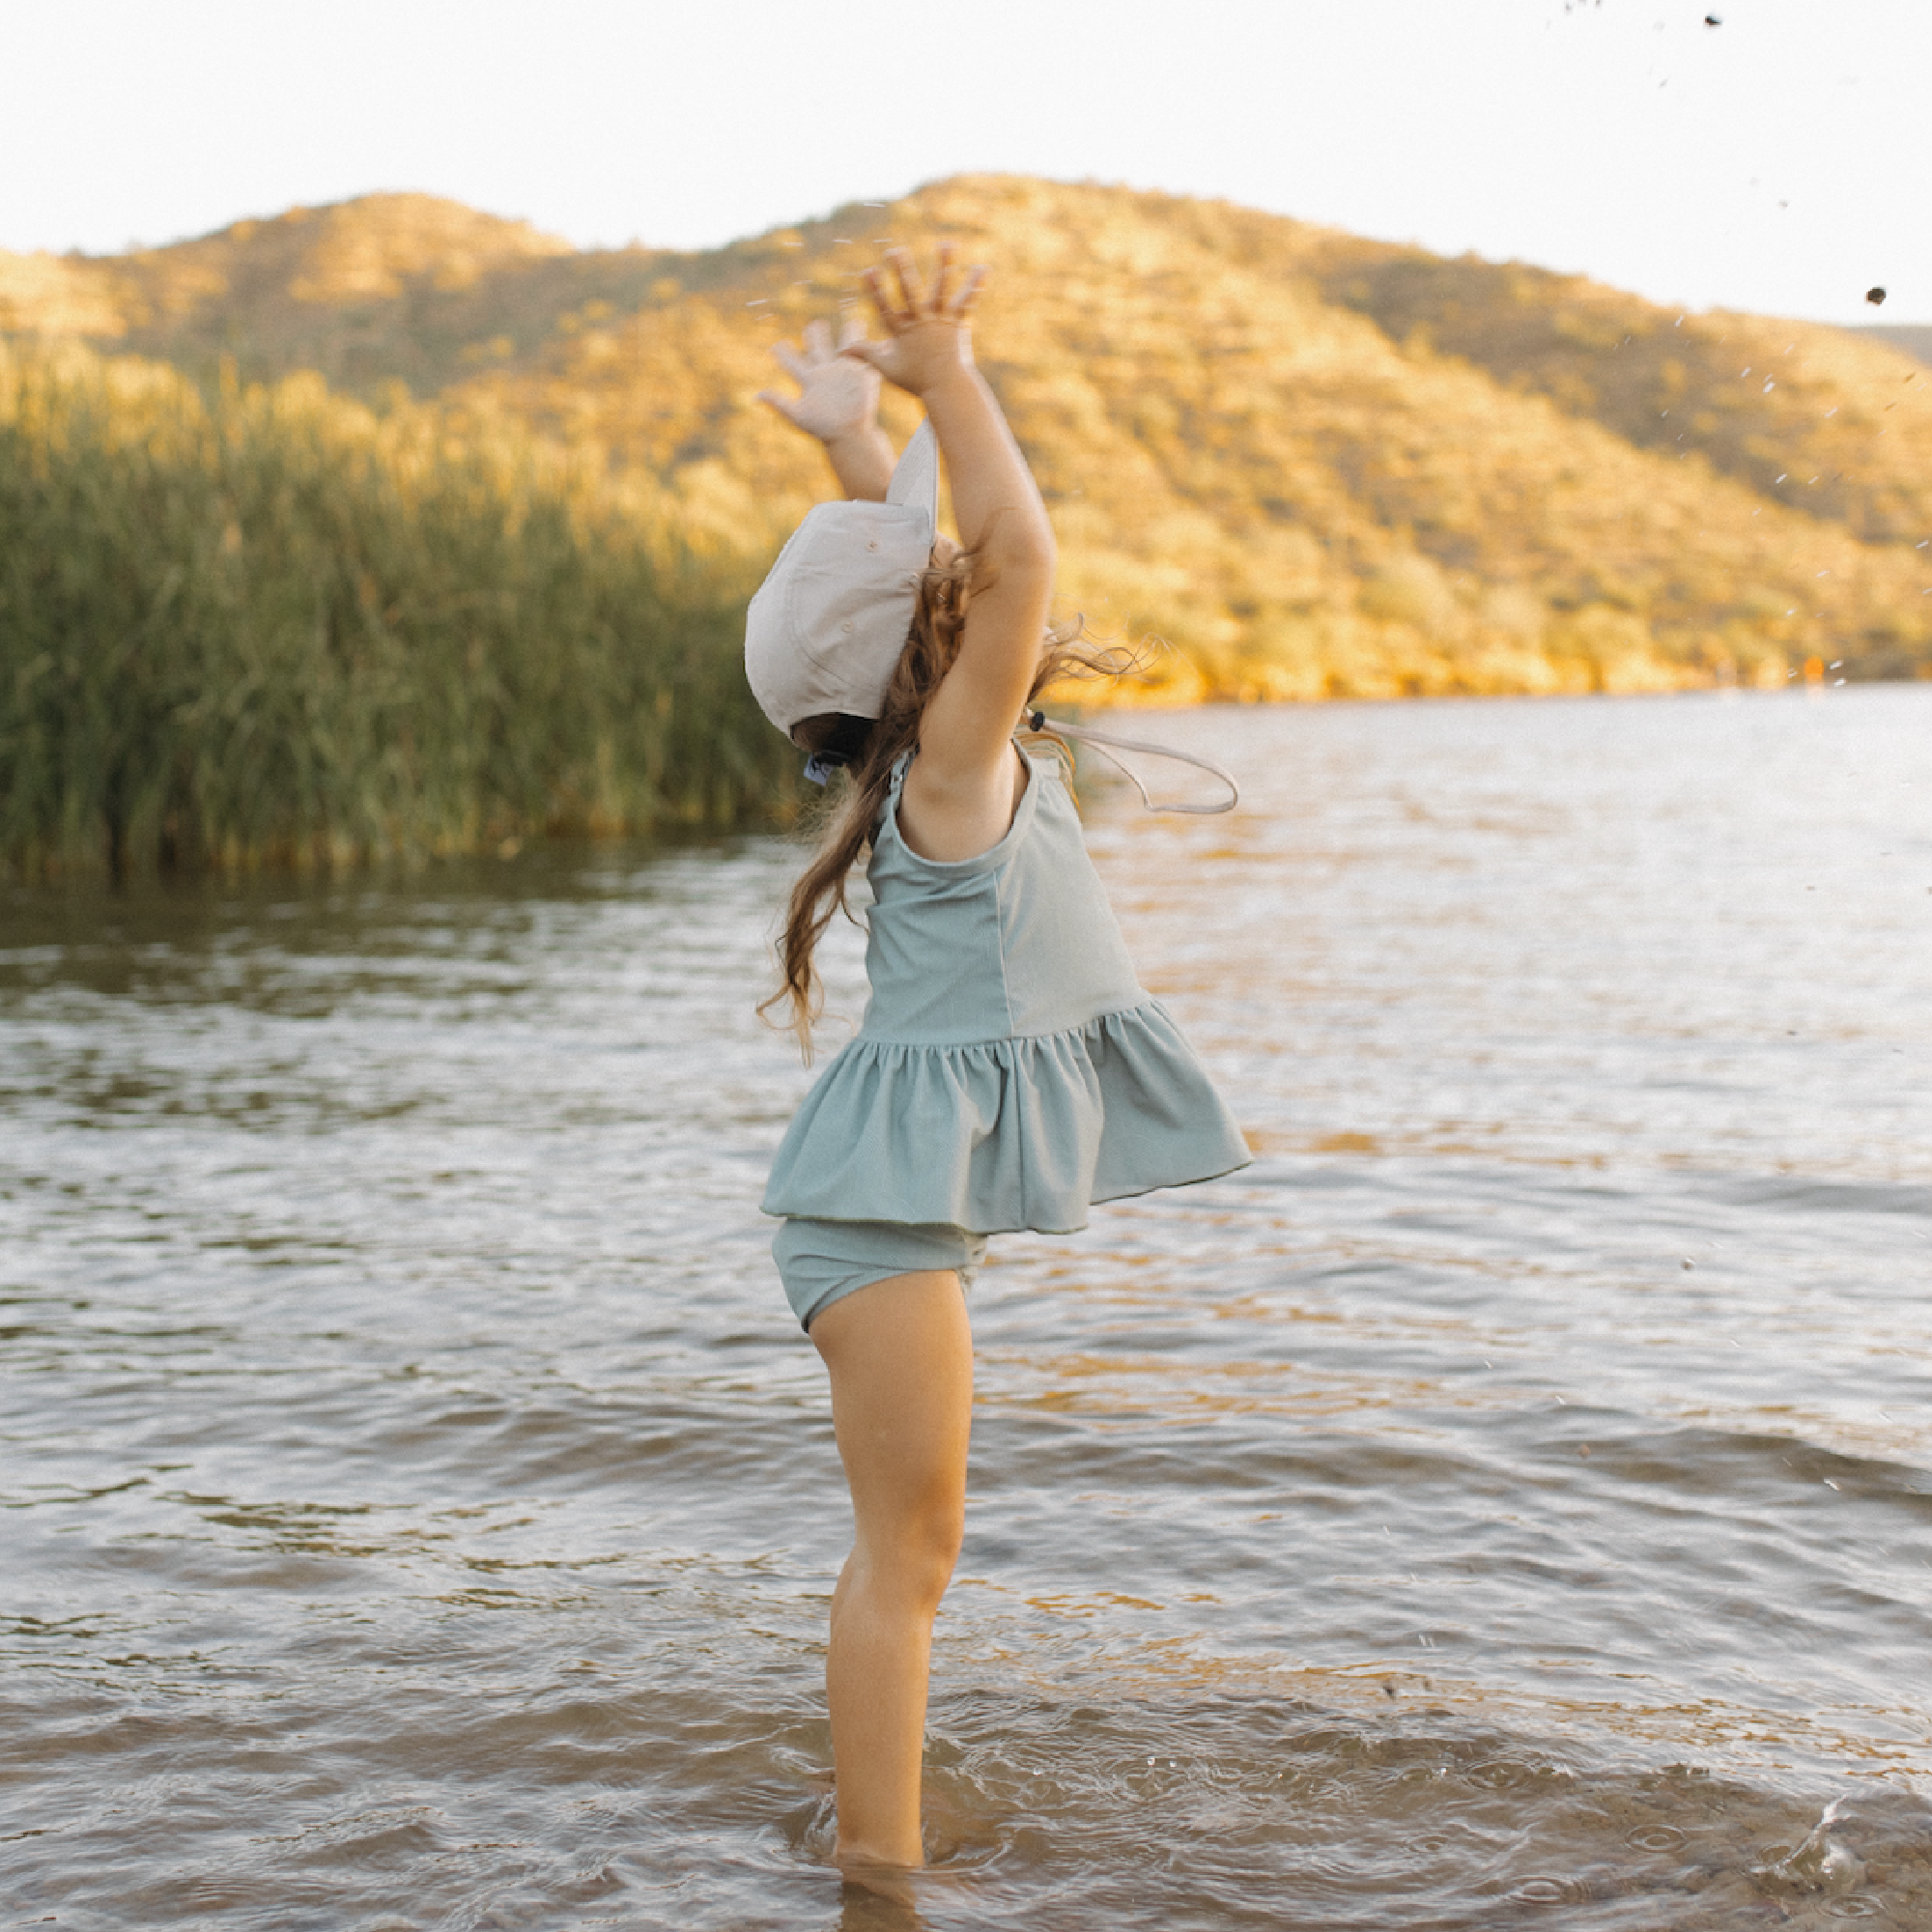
[759,545,1134,1057]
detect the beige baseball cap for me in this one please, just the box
[745,420,940,741]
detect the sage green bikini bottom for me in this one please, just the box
[772,1217,988,1332]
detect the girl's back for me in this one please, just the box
[862,745,1141,1043]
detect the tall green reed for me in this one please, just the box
[0,342,796,876]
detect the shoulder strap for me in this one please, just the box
[869,746,913,838]
[1025,711,1239,815]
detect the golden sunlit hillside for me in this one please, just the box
[5,175,1932,701]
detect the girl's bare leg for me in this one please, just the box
[810,1269,973,1869]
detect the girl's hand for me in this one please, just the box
[846,245,987,400]
[757,316,882,444]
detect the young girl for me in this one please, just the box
[749,247,1249,1870]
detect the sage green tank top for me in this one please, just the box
[761,745,1249,1235]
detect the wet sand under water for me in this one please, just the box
[2,689,1929,1928]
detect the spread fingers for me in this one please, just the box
[951,264,987,320]
[861,266,903,333]
[887,247,923,316]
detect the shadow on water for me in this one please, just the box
[0,826,764,993]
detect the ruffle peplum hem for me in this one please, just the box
[760,998,1250,1236]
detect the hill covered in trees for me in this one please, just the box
[6,176,1929,702]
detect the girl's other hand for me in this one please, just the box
[847,246,987,400]
[758,316,882,444]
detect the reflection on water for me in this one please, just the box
[3,689,1929,1929]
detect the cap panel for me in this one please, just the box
[784,513,930,668]
[742,416,940,738]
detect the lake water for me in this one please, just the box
[3,689,1929,1930]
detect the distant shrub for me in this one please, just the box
[0,342,793,876]
[1358,554,1461,637]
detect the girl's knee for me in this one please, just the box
[860,1510,962,1611]
[853,1475,964,1599]
[918,1499,966,1590]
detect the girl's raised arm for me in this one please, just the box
[848,248,1056,860]
[758,316,896,502]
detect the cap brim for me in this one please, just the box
[886,418,938,524]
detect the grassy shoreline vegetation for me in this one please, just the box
[5,175,1930,873]
[0,341,791,877]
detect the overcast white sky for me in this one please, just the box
[3,0,1924,323]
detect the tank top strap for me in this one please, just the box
[870,746,915,842]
